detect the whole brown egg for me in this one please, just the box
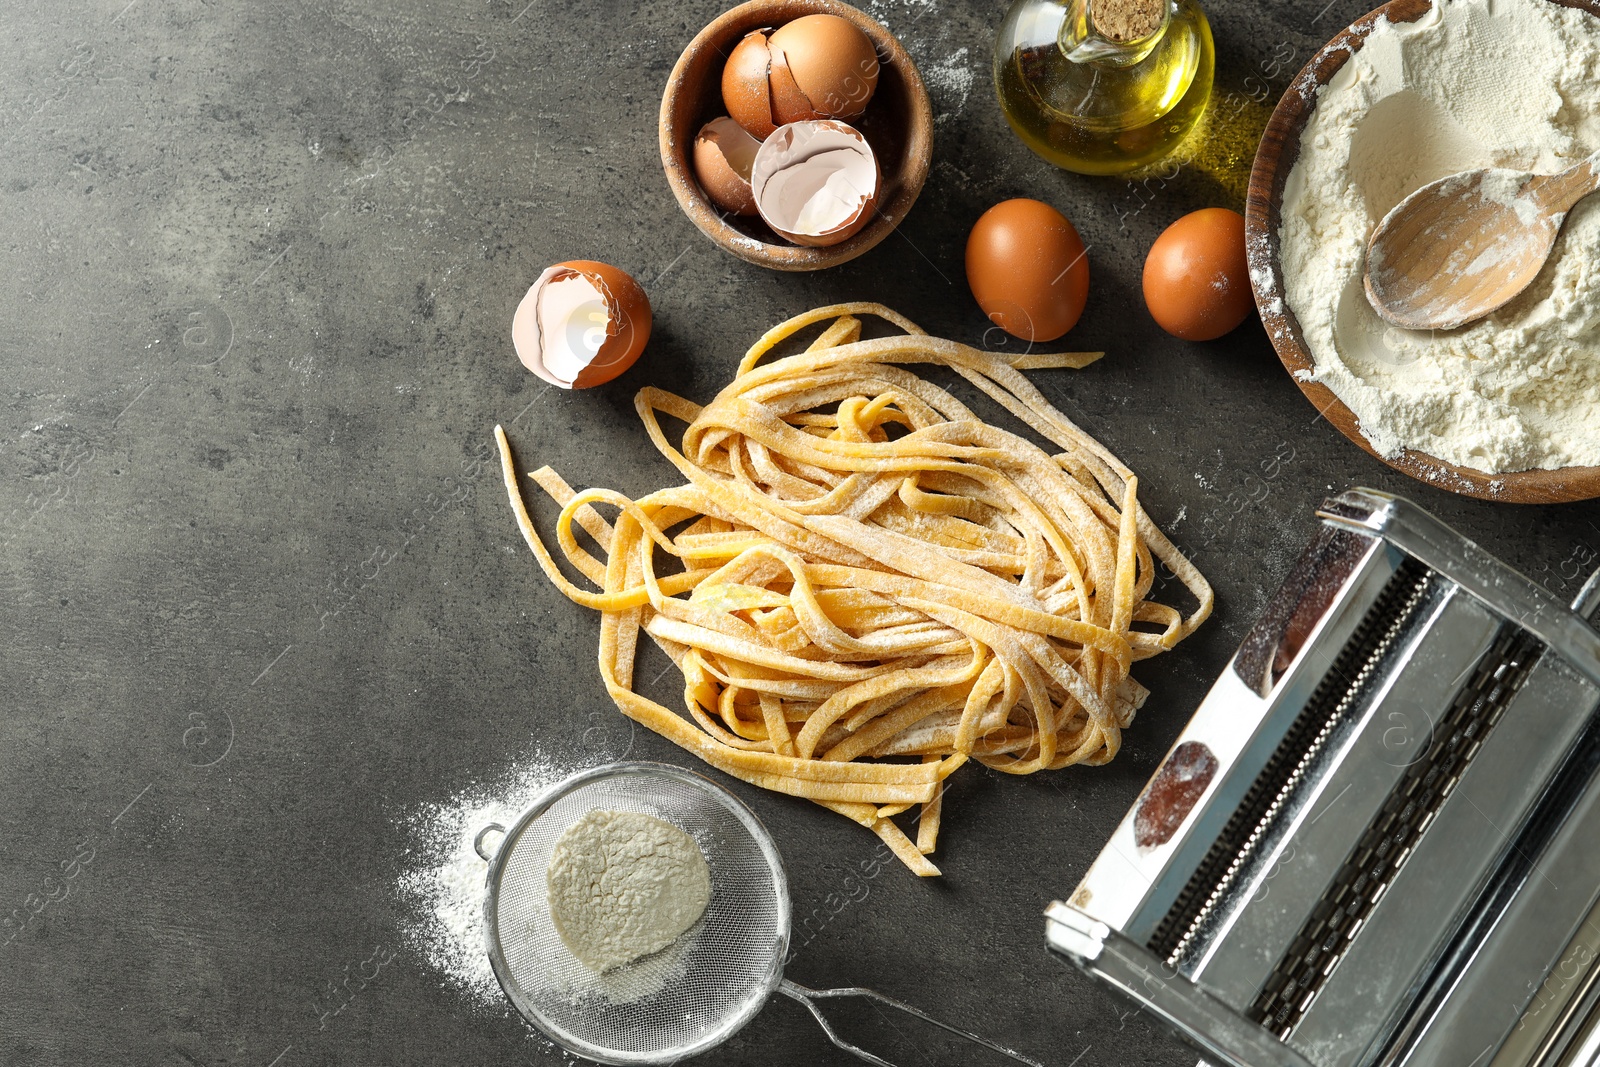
[1142,208,1253,341]
[965,199,1090,343]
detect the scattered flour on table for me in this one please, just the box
[865,0,963,120]
[922,47,974,120]
[1280,0,1600,474]
[396,755,564,1012]
[866,0,940,21]
[397,756,699,1016]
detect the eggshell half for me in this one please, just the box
[750,120,879,248]
[721,30,778,139]
[511,260,652,389]
[769,14,880,121]
[692,117,762,216]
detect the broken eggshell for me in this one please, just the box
[767,45,818,127]
[768,14,879,122]
[691,116,763,217]
[721,16,880,139]
[750,120,880,248]
[721,29,779,139]
[511,260,651,390]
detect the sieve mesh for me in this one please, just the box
[483,763,790,1065]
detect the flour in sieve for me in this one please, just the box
[546,809,711,973]
[397,755,696,1013]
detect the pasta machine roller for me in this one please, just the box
[1047,488,1600,1067]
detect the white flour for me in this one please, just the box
[922,47,974,121]
[397,755,564,1012]
[1279,0,1600,474]
[546,810,711,973]
[397,756,699,1017]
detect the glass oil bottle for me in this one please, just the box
[994,0,1215,176]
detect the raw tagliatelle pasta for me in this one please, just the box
[496,303,1213,876]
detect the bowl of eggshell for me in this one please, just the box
[659,0,934,271]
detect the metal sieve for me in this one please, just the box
[474,761,1043,1067]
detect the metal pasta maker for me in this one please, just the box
[1047,488,1600,1067]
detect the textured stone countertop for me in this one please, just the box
[2,1,1597,1065]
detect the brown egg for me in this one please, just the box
[692,117,762,216]
[511,260,652,389]
[965,199,1090,343]
[722,16,880,139]
[722,30,778,139]
[769,15,880,121]
[1142,208,1253,341]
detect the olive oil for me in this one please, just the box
[994,0,1215,176]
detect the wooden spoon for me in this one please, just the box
[1364,150,1600,331]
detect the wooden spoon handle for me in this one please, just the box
[1529,149,1600,215]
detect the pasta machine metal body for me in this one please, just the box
[1046,488,1600,1067]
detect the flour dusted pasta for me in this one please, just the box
[498,304,1212,874]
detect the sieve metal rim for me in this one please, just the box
[480,761,793,1065]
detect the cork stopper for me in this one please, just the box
[1091,0,1166,42]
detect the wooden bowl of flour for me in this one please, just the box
[1245,0,1600,504]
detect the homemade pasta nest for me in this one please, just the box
[497,303,1213,875]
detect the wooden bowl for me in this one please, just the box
[658,0,934,272]
[1245,0,1600,504]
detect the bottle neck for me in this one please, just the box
[1059,0,1172,67]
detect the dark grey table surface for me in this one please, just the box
[4,1,1597,1064]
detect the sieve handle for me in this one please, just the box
[777,979,1045,1067]
[474,822,507,862]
